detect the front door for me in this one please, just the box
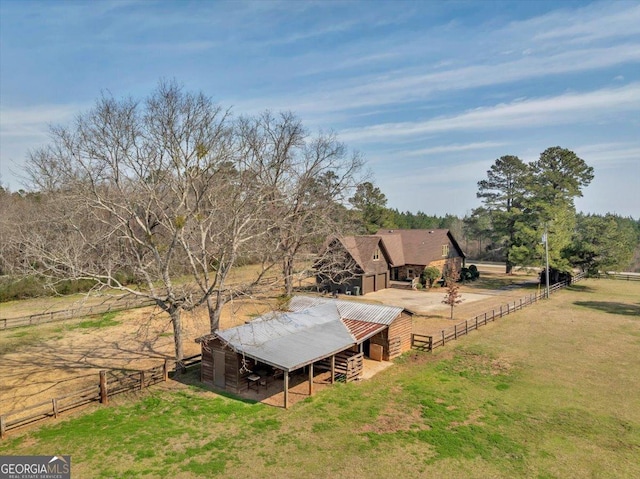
[213,350,226,388]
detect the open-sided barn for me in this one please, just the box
[196,296,412,408]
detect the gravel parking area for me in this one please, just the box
[364,288,493,315]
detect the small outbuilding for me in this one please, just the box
[196,296,412,408]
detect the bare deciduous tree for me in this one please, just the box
[313,237,362,290]
[238,111,364,296]
[21,81,276,365]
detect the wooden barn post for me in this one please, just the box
[284,372,289,409]
[331,355,335,384]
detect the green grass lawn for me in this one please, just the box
[1,279,639,478]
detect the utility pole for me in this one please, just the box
[543,223,550,299]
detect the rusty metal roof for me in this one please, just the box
[341,318,387,342]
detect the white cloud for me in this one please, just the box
[0,104,82,138]
[339,83,640,142]
[532,3,640,44]
[234,43,640,118]
[399,141,508,157]
[574,143,640,169]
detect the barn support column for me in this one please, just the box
[308,363,314,396]
[330,355,335,384]
[284,372,289,409]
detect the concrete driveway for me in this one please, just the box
[364,288,493,315]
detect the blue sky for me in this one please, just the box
[1,0,639,217]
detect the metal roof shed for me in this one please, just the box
[199,296,411,408]
[216,302,355,372]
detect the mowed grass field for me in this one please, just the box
[1,279,639,478]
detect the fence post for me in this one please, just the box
[520,299,522,310]
[500,306,502,317]
[465,320,468,335]
[99,370,108,405]
[52,398,58,419]
[1,415,6,438]
[476,316,479,329]
[163,360,169,381]
[140,371,145,390]
[428,336,433,351]
[441,330,445,346]
[454,324,457,339]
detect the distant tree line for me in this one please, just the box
[347,181,464,237]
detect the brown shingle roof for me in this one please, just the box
[375,229,465,265]
[338,235,389,274]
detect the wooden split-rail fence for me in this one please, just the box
[0,275,288,331]
[0,298,156,330]
[411,272,586,353]
[593,272,640,281]
[0,354,201,438]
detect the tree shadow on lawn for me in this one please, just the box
[567,284,597,293]
[574,301,640,317]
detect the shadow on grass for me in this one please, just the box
[574,301,640,317]
[568,284,596,293]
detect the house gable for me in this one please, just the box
[375,229,465,266]
[336,235,391,275]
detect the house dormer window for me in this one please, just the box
[442,244,449,257]
[373,248,380,261]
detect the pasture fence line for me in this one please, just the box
[0,298,156,330]
[592,273,640,281]
[0,353,202,438]
[1,275,285,331]
[411,272,586,353]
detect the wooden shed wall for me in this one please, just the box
[370,328,388,356]
[200,338,253,394]
[387,311,413,359]
[201,343,214,384]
